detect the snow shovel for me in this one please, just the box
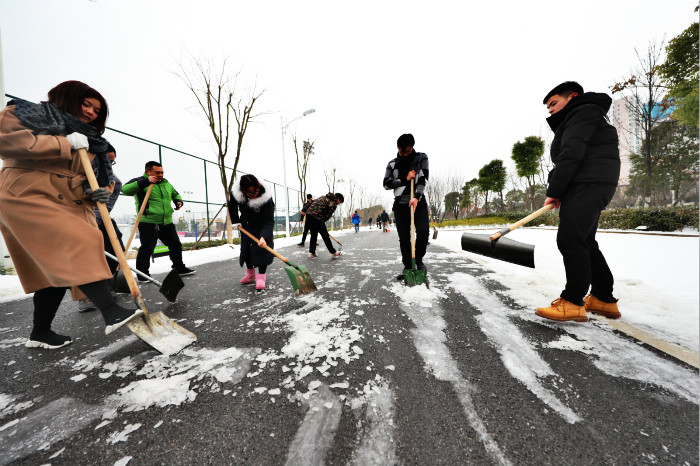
[328,233,343,252]
[237,225,317,295]
[461,203,555,268]
[79,149,196,355]
[403,179,427,286]
[105,251,184,302]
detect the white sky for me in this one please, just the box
[0,0,696,215]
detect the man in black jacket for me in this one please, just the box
[535,82,621,323]
[306,192,344,258]
[384,134,429,279]
[297,193,313,247]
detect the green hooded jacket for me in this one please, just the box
[122,174,183,225]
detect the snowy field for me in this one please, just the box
[0,226,697,352]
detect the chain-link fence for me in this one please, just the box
[3,94,346,249]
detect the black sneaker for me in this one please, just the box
[26,330,73,349]
[396,273,405,281]
[297,242,305,247]
[417,263,427,271]
[102,305,145,335]
[175,266,196,276]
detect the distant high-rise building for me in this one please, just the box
[608,96,641,186]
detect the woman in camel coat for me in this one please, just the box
[0,80,143,349]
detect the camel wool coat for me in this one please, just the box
[0,105,113,293]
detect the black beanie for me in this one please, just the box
[335,193,344,203]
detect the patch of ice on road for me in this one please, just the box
[114,456,133,466]
[449,272,582,424]
[348,380,398,466]
[107,423,141,444]
[0,393,34,419]
[105,347,260,412]
[0,338,26,349]
[48,446,65,459]
[70,374,87,382]
[358,270,373,288]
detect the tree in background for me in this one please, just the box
[176,54,263,242]
[612,40,670,206]
[658,22,699,128]
[505,189,526,211]
[293,136,315,203]
[511,136,545,210]
[481,159,507,212]
[444,191,461,219]
[459,179,476,216]
[424,176,447,221]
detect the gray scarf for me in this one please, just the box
[8,98,114,189]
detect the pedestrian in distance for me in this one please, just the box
[376,216,381,229]
[0,80,144,349]
[122,161,195,281]
[380,210,390,232]
[383,133,429,280]
[368,216,373,229]
[352,210,361,233]
[535,81,621,323]
[77,143,124,312]
[227,174,275,291]
[305,192,344,258]
[297,193,313,247]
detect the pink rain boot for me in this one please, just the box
[240,268,256,284]
[255,273,267,290]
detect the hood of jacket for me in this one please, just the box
[231,178,274,209]
[546,92,612,132]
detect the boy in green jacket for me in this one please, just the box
[122,161,195,280]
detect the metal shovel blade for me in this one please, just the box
[461,233,536,268]
[283,263,317,295]
[159,269,185,302]
[126,311,197,356]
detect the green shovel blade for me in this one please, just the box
[283,263,317,295]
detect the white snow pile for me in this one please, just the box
[0,393,34,419]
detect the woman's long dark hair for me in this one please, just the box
[47,81,109,135]
[239,174,265,198]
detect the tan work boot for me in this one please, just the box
[584,294,621,319]
[535,297,588,322]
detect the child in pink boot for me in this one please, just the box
[228,174,275,291]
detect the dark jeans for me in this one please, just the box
[557,183,617,305]
[33,280,115,333]
[300,218,311,244]
[393,200,429,269]
[309,217,336,255]
[98,217,125,274]
[136,222,184,275]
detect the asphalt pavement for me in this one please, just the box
[0,228,697,466]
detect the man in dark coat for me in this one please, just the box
[305,192,344,258]
[535,81,621,323]
[297,193,313,247]
[380,210,390,232]
[383,134,429,278]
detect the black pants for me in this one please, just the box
[557,183,617,305]
[393,200,429,269]
[136,223,184,275]
[309,217,336,255]
[300,218,311,244]
[98,218,125,274]
[32,281,115,333]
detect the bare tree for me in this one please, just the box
[176,54,264,241]
[324,167,337,193]
[292,134,315,203]
[424,175,447,221]
[612,40,669,206]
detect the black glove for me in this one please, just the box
[85,188,110,203]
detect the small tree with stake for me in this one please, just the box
[511,136,545,211]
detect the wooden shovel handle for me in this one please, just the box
[489,203,555,241]
[78,149,146,310]
[410,178,416,259]
[237,225,289,263]
[124,183,153,252]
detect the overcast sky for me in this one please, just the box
[0,0,696,218]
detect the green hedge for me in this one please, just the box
[435,206,699,232]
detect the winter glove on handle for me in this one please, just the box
[85,188,110,203]
[66,132,89,150]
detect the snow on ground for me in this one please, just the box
[434,226,699,351]
[0,226,697,352]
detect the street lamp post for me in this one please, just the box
[281,108,315,237]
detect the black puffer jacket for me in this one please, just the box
[227,179,274,268]
[306,193,339,222]
[546,92,620,199]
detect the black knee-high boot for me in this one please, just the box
[27,287,72,349]
[77,280,144,335]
